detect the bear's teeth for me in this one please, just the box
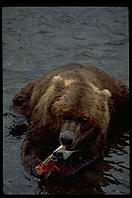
[54,145,66,152]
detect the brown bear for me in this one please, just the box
[13,62,129,176]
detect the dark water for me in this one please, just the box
[3,7,129,195]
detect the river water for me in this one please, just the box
[3,7,129,195]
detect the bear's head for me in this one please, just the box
[33,75,111,155]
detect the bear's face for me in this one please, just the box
[49,82,111,150]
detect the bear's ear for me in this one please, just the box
[101,89,111,100]
[52,75,65,90]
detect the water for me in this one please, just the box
[3,7,129,195]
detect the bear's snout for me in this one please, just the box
[59,121,80,148]
[60,134,73,146]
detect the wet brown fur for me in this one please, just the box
[13,63,129,173]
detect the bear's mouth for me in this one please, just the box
[60,140,80,151]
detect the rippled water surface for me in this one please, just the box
[3,7,129,195]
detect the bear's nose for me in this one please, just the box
[60,135,73,146]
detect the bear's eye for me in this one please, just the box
[77,117,88,125]
[63,114,72,121]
